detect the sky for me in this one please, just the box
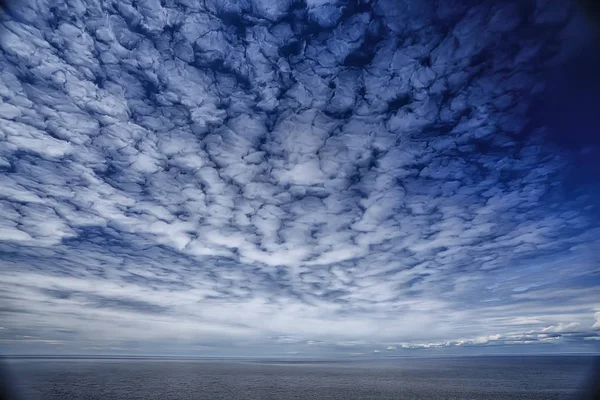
[0,0,599,357]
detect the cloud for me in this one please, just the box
[594,313,600,330]
[0,0,599,355]
[541,322,581,333]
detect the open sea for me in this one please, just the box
[1,356,598,400]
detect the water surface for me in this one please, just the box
[3,356,597,400]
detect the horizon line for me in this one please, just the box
[2,352,599,360]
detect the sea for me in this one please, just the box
[1,355,598,400]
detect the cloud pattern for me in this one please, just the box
[0,0,599,356]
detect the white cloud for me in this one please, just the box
[593,312,600,330]
[541,322,581,333]
[0,0,598,356]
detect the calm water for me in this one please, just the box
[2,356,598,400]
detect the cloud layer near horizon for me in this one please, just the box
[1,0,599,355]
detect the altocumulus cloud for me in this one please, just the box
[0,0,599,356]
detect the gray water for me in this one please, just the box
[3,356,598,400]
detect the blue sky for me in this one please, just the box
[0,0,599,357]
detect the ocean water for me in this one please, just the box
[2,356,598,400]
